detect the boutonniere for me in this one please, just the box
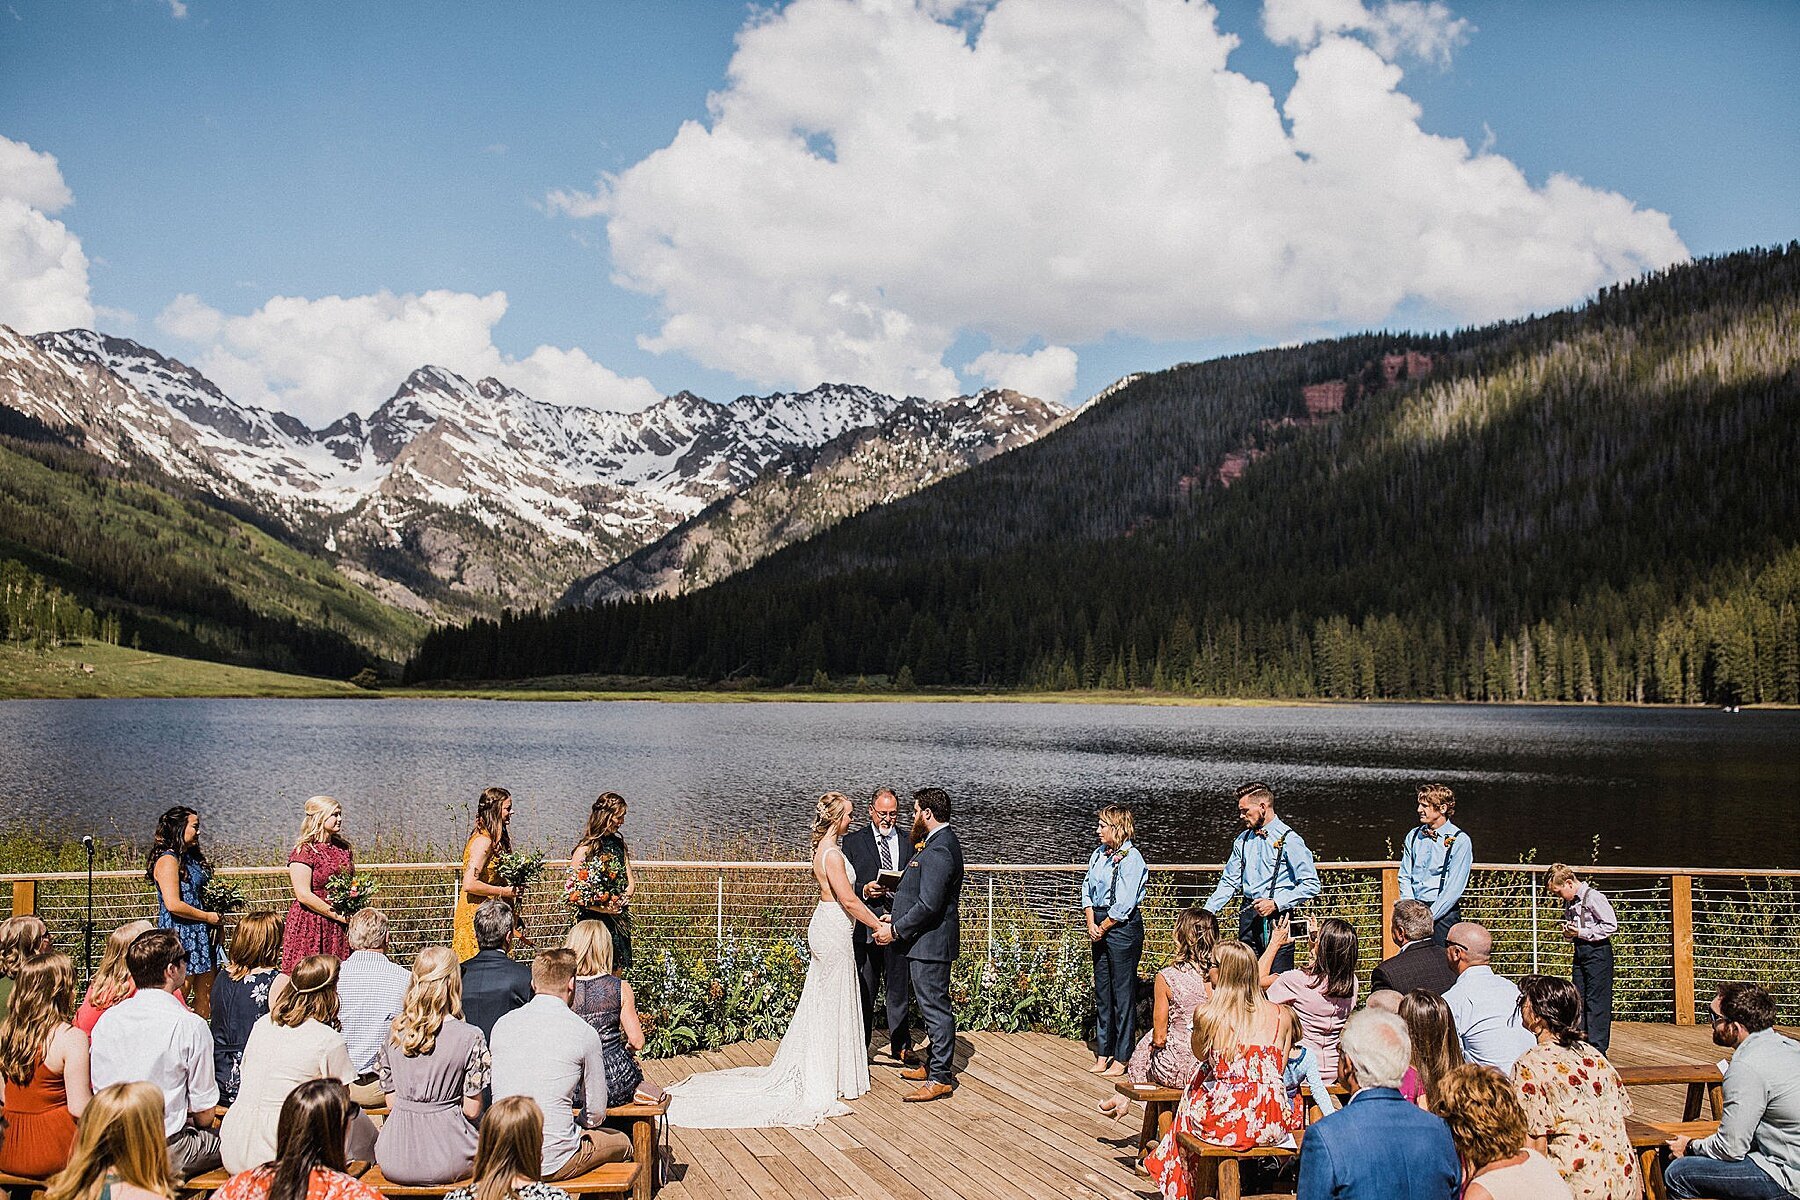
[1106,846,1129,866]
[1270,834,1288,852]
[1440,834,1457,852]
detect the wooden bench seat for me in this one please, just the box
[1616,1063,1725,1120]
[1174,1132,1296,1200]
[1114,1078,1344,1168]
[604,1098,668,1200]
[1626,1117,1719,1200]
[358,1164,638,1198]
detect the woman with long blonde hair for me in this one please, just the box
[44,1082,174,1200]
[210,913,288,1105]
[1145,940,1297,1199]
[566,792,637,972]
[563,921,651,1106]
[372,947,490,1185]
[454,787,517,962]
[74,920,153,1035]
[0,913,51,1018]
[0,952,91,1177]
[443,1095,570,1200]
[280,796,354,973]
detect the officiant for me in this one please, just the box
[843,787,914,1060]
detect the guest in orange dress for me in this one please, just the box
[0,952,92,1178]
[1145,940,1298,1200]
[74,921,154,1036]
[42,1081,174,1200]
[453,788,518,962]
[214,1079,383,1200]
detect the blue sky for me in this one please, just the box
[2,0,1795,422]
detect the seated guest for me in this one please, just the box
[0,952,92,1177]
[89,929,221,1178]
[1144,941,1295,1199]
[1281,1004,1338,1125]
[213,1079,383,1200]
[0,915,52,1017]
[461,900,533,1041]
[1098,906,1217,1118]
[211,913,287,1106]
[337,908,410,1107]
[1372,901,1457,997]
[444,1096,573,1200]
[1399,989,1464,1110]
[489,949,631,1182]
[43,1082,176,1200]
[1363,989,1403,1013]
[1295,1009,1459,1200]
[1261,916,1359,1082]
[1443,923,1535,1072]
[1435,1065,1574,1200]
[1512,975,1636,1199]
[1664,982,1800,1200]
[220,954,376,1174]
[374,947,491,1186]
[75,920,154,1035]
[564,920,652,1107]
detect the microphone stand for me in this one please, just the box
[83,834,96,977]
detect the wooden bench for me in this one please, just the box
[1174,1132,1296,1200]
[1627,1117,1719,1200]
[1616,1063,1725,1121]
[358,1164,639,1197]
[1113,1081,1183,1161]
[604,1098,669,1200]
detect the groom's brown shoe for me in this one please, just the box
[900,1065,929,1081]
[902,1081,953,1103]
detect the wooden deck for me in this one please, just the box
[637,1022,1740,1200]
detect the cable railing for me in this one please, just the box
[8,861,1797,1026]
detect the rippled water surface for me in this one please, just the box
[1,699,1795,867]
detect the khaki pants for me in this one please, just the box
[349,1075,386,1108]
[546,1129,632,1181]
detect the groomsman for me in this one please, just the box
[1398,782,1472,946]
[842,787,913,1060]
[1204,782,1320,972]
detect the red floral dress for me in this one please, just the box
[1145,1042,1296,1199]
[281,840,353,973]
[216,1166,381,1200]
[1513,1041,1638,1199]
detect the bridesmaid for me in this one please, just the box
[148,806,222,1017]
[281,796,354,974]
[453,788,517,962]
[567,793,637,974]
[0,952,91,1178]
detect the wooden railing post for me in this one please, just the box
[11,880,34,918]
[1380,868,1400,959]
[1672,874,1695,1026]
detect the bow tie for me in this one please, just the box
[1253,829,1272,840]
[1419,829,1441,841]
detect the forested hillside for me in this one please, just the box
[408,246,1800,704]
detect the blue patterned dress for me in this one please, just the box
[155,850,219,975]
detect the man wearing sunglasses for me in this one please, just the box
[1664,983,1800,1199]
[1441,921,1535,1073]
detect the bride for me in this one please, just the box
[665,791,888,1128]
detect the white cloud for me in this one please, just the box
[562,0,1680,400]
[165,0,188,18]
[965,344,1078,404]
[0,135,94,333]
[155,289,663,426]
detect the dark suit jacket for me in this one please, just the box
[461,948,533,1039]
[889,825,964,963]
[842,822,912,947]
[1296,1088,1459,1200]
[1370,939,1458,997]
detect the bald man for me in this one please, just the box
[1441,922,1536,1072]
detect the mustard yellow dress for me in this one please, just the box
[452,832,499,961]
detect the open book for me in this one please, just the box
[877,869,905,891]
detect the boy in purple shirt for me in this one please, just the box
[1548,863,1618,1053]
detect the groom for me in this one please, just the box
[875,786,964,1103]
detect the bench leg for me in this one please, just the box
[1682,1082,1702,1122]
[1708,1082,1724,1120]
[1217,1158,1240,1200]
[630,1117,657,1200]
[1137,1103,1159,1160]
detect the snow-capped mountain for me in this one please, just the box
[0,325,1066,614]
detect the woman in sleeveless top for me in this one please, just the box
[454,788,518,962]
[148,806,222,1016]
[565,793,637,974]
[375,947,491,1185]
[281,796,354,974]
[42,1082,173,1200]
[212,913,288,1106]
[0,953,90,1178]
[74,921,152,1037]
[564,921,647,1106]
[1437,1064,1576,1200]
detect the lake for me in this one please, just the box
[0,699,1793,868]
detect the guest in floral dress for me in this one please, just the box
[374,947,492,1185]
[444,1095,573,1200]
[563,921,650,1106]
[454,788,518,963]
[148,806,223,1017]
[281,797,353,974]
[214,1079,382,1200]
[1145,940,1297,1200]
[566,793,637,974]
[1512,974,1638,1199]
[212,913,287,1106]
[1099,907,1217,1119]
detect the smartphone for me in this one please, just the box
[1287,916,1312,939]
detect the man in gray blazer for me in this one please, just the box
[876,786,963,1103]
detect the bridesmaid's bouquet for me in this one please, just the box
[198,877,245,915]
[565,849,626,912]
[326,871,379,917]
[492,850,546,893]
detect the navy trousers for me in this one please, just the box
[1574,938,1615,1053]
[1239,903,1294,973]
[908,957,956,1084]
[1432,904,1463,948]
[1092,912,1144,1063]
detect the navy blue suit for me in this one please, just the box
[888,824,964,1084]
[1296,1087,1460,1200]
[842,820,914,1050]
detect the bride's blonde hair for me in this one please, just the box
[811,792,850,850]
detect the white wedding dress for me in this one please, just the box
[665,843,870,1128]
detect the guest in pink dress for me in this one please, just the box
[1259,915,1359,1082]
[1099,907,1217,1119]
[1400,988,1466,1109]
[281,796,354,974]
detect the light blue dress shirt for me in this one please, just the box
[1204,817,1322,914]
[1398,820,1472,920]
[1084,841,1147,922]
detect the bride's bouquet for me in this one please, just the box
[325,871,379,917]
